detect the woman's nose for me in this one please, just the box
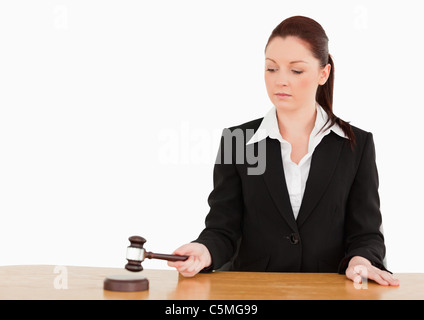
[276,78,288,86]
[275,72,289,86]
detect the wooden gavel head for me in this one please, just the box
[125,235,146,272]
[125,235,189,272]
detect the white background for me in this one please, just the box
[0,0,423,273]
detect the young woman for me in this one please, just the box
[168,16,399,286]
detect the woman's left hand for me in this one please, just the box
[345,256,400,286]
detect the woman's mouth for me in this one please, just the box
[275,93,292,99]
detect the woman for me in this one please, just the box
[168,16,399,286]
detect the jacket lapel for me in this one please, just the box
[261,138,298,232]
[296,132,345,228]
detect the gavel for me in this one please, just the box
[125,235,188,272]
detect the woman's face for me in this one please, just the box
[264,36,331,112]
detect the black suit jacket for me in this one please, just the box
[194,117,387,274]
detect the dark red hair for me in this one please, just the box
[265,16,356,146]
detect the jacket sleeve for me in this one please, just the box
[193,128,244,270]
[338,132,388,274]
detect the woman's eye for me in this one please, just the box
[265,68,303,74]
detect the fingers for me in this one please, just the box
[364,268,389,286]
[179,256,203,277]
[378,270,400,286]
[167,243,212,277]
[346,264,400,286]
[168,255,202,277]
[167,258,192,270]
[359,266,400,286]
[346,264,363,283]
[166,260,180,268]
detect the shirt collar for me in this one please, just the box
[246,102,349,146]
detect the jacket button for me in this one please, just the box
[287,233,300,245]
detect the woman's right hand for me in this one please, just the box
[167,242,212,277]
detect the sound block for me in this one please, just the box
[104,274,149,292]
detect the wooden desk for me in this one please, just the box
[0,265,422,300]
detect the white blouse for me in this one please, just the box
[246,102,348,219]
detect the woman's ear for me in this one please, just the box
[319,63,331,85]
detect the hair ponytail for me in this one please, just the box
[317,54,356,146]
[316,53,334,116]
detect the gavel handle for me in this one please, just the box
[145,252,189,262]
